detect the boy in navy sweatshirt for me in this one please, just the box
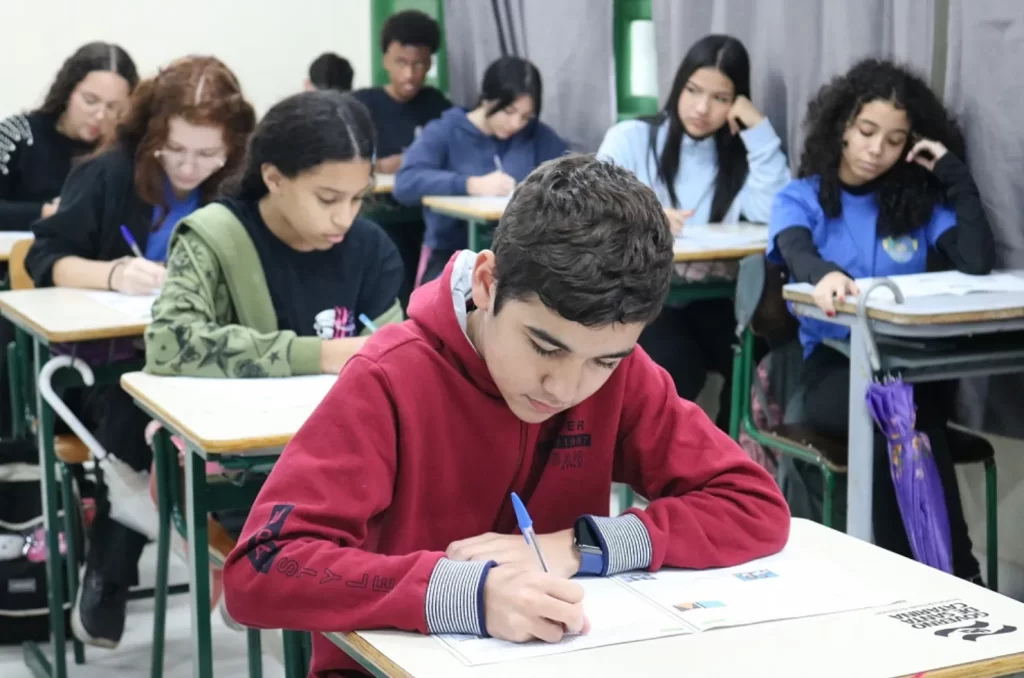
[223,155,790,676]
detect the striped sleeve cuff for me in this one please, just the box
[587,514,653,576]
[424,558,494,636]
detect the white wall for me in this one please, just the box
[1,0,373,119]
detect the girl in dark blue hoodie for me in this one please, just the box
[393,56,569,283]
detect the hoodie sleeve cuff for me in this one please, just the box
[425,558,495,636]
[288,337,323,376]
[587,514,653,576]
[451,174,471,196]
[738,118,782,155]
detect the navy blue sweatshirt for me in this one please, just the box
[393,108,569,251]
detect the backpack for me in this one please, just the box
[0,440,78,644]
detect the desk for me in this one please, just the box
[374,173,395,194]
[783,275,1024,542]
[121,372,338,678]
[0,231,33,261]
[0,287,148,678]
[327,519,1024,678]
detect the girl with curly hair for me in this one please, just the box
[598,34,790,431]
[768,58,995,582]
[24,55,256,649]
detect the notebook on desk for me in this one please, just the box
[855,271,1024,302]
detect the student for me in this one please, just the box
[24,55,255,649]
[146,90,404,379]
[353,9,451,310]
[222,154,791,675]
[768,58,994,581]
[0,42,138,231]
[304,52,354,93]
[597,35,790,430]
[394,56,569,285]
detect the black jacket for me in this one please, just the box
[0,112,93,232]
[26,145,153,287]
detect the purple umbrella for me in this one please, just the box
[865,376,953,574]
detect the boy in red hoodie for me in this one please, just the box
[223,154,790,675]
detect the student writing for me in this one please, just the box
[222,155,790,676]
[0,42,137,231]
[23,55,255,649]
[598,35,790,431]
[768,59,994,583]
[394,56,569,284]
[146,90,404,379]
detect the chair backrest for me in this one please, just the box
[9,239,34,291]
[734,253,798,346]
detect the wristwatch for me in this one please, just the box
[574,516,605,576]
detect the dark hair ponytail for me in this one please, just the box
[228,91,376,201]
[36,42,139,118]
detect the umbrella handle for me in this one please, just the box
[37,355,109,462]
[856,279,905,373]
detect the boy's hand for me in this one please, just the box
[446,529,582,578]
[483,565,590,642]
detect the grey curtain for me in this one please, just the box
[944,0,1024,438]
[652,0,937,167]
[443,0,616,152]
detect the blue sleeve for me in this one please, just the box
[533,122,570,163]
[925,205,957,248]
[596,121,647,174]
[735,119,792,223]
[392,120,469,206]
[767,180,817,264]
[357,221,405,321]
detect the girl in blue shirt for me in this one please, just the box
[393,56,568,284]
[768,59,995,582]
[598,35,790,430]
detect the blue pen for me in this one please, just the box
[119,225,144,258]
[511,492,549,573]
[358,313,378,333]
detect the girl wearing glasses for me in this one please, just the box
[26,55,255,294]
[23,55,255,651]
[0,42,138,232]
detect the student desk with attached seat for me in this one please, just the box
[326,518,1024,678]
[783,278,1024,544]
[0,287,149,678]
[0,231,33,262]
[120,371,338,678]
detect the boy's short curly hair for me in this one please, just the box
[380,10,442,53]
[492,154,674,327]
[798,58,966,236]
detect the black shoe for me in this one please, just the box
[72,567,128,648]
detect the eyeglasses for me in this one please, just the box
[155,147,227,171]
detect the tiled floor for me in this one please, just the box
[0,542,286,677]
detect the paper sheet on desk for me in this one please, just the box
[674,224,768,251]
[86,291,159,319]
[434,547,903,666]
[855,271,1024,302]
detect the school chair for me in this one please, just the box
[729,254,999,591]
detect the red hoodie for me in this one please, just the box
[223,254,790,676]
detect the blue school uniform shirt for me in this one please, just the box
[596,117,791,224]
[392,107,569,251]
[146,181,199,262]
[767,176,957,356]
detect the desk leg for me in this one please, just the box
[151,430,173,678]
[31,338,67,678]
[184,445,213,678]
[468,219,481,252]
[847,325,875,542]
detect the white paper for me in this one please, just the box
[165,374,338,418]
[434,577,692,666]
[856,271,1024,302]
[86,291,159,320]
[674,223,769,252]
[435,542,903,667]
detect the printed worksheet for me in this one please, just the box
[86,291,159,320]
[435,544,904,666]
[674,223,769,252]
[854,271,1024,301]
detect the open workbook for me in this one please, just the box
[854,270,1024,302]
[435,544,905,666]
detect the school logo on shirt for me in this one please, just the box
[314,307,357,339]
[881,235,919,263]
